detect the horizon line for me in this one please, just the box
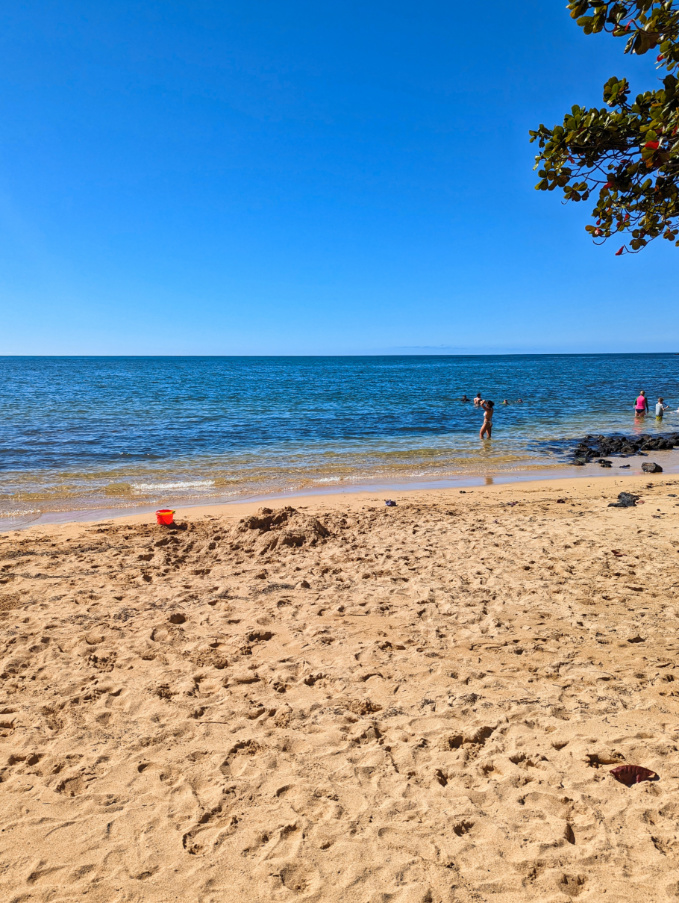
[2,351,679,359]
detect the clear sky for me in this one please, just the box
[1,1,676,355]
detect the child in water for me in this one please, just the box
[480,400,494,439]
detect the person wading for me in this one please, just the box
[634,390,649,417]
[480,400,494,439]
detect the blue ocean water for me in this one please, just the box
[2,354,679,527]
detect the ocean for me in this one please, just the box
[2,354,679,528]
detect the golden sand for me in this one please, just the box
[1,474,679,902]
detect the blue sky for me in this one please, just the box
[0,1,676,355]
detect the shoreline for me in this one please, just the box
[5,457,679,536]
[6,420,679,532]
[4,445,679,533]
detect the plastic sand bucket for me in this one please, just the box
[156,509,175,526]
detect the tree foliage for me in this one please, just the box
[530,1,679,253]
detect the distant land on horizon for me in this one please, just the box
[2,349,679,359]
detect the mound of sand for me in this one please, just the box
[232,506,331,553]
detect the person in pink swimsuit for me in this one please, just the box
[634,390,648,416]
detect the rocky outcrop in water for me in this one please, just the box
[571,432,679,465]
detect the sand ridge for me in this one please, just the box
[1,476,679,902]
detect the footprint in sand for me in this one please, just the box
[558,873,586,897]
[56,774,87,796]
[264,861,321,899]
[220,740,263,776]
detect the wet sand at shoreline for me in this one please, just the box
[6,444,679,533]
[2,474,679,902]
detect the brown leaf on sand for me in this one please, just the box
[610,764,658,786]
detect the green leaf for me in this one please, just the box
[531,0,679,254]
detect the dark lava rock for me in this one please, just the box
[599,460,613,468]
[642,462,663,473]
[570,432,679,463]
[608,492,639,508]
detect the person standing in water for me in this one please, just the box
[656,397,669,419]
[473,392,483,406]
[480,399,494,439]
[635,390,649,417]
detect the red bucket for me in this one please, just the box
[156,509,175,526]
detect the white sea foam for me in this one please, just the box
[131,480,215,493]
[0,509,41,518]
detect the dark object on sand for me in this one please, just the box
[610,764,658,786]
[385,500,396,507]
[598,459,612,468]
[619,464,631,469]
[608,492,639,508]
[642,462,663,473]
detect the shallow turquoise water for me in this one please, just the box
[1,354,678,526]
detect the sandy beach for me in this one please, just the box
[2,472,679,902]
